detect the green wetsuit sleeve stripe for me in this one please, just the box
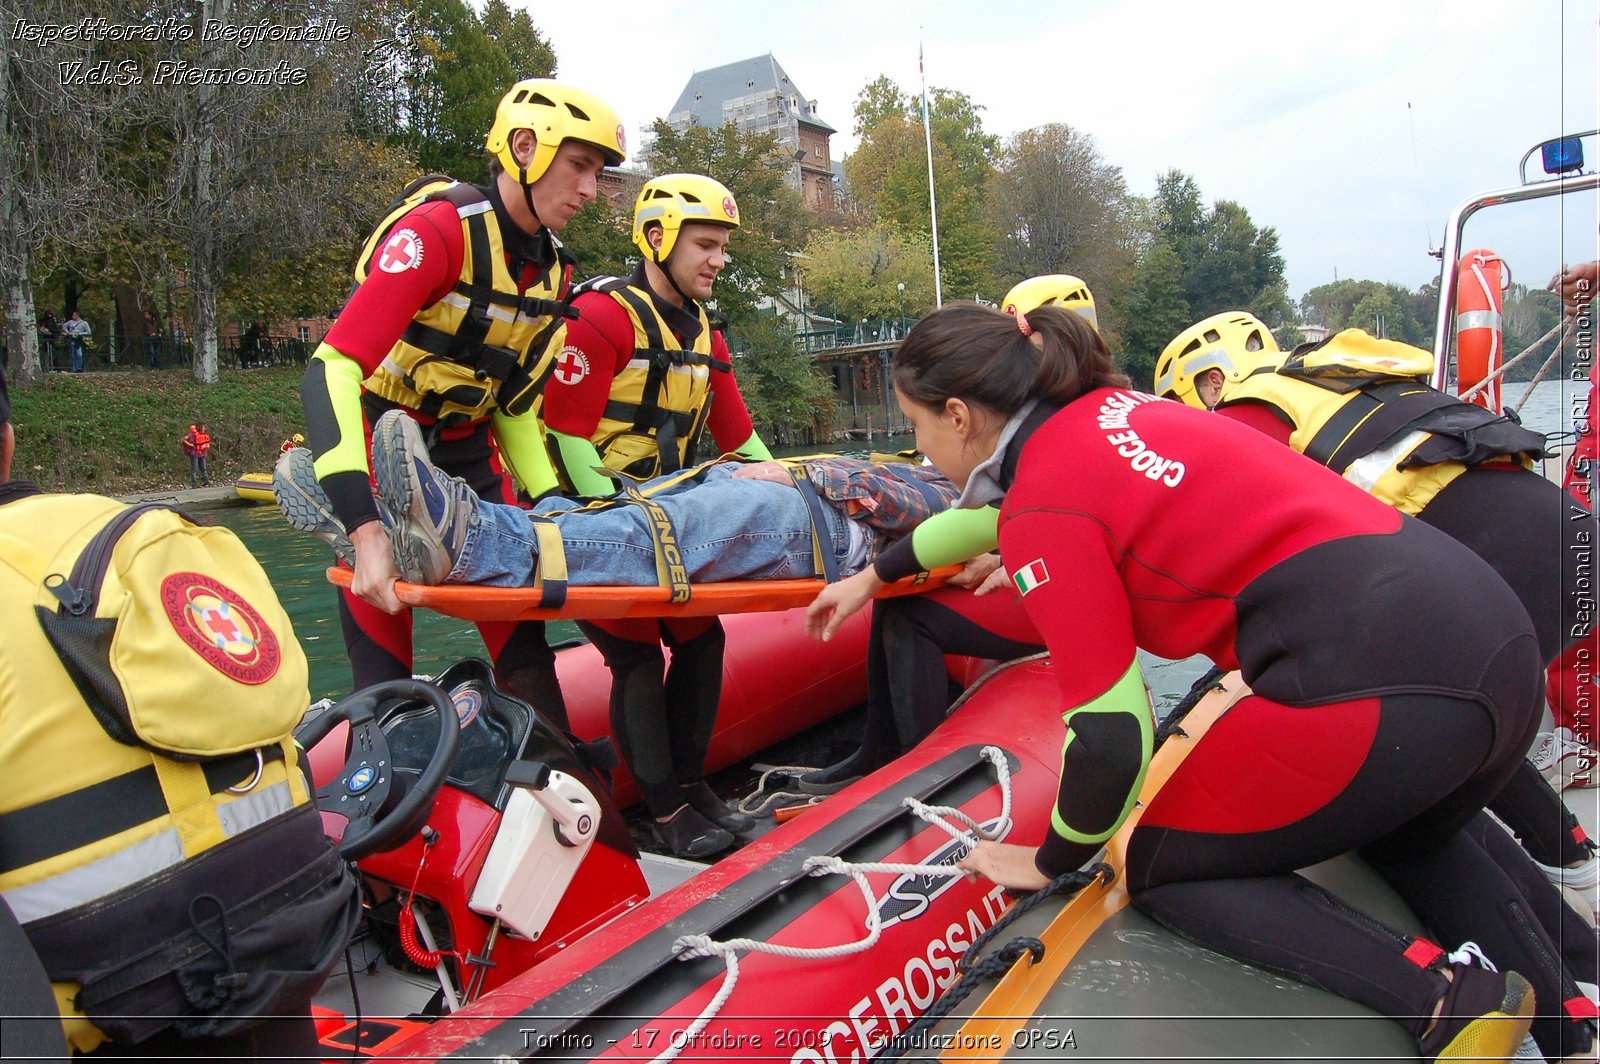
[909,505,1000,570]
[730,429,773,461]
[1049,657,1154,847]
[549,429,615,497]
[491,410,559,500]
[304,344,370,481]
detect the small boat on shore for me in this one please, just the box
[234,471,274,502]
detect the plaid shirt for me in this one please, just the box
[801,458,957,560]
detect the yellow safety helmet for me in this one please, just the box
[1001,274,1099,332]
[633,174,741,263]
[291,433,305,446]
[485,79,626,186]
[1154,311,1281,408]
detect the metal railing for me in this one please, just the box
[29,334,312,373]
[799,317,915,353]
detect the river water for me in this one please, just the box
[209,379,1585,706]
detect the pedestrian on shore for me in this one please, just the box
[37,312,59,371]
[182,422,211,487]
[60,311,90,373]
[142,310,162,370]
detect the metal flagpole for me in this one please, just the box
[919,37,943,307]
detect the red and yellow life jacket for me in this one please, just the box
[356,177,574,424]
[582,278,729,479]
[1219,330,1545,515]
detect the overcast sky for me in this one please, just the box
[527,0,1599,301]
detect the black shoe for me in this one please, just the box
[650,805,734,860]
[796,747,892,795]
[681,781,755,834]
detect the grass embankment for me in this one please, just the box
[8,366,307,493]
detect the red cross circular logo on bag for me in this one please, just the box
[163,572,281,684]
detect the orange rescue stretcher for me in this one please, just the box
[325,566,960,622]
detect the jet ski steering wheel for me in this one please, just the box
[297,679,460,861]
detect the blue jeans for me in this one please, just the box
[453,464,852,587]
[67,339,83,371]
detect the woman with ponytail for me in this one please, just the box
[807,303,1587,1062]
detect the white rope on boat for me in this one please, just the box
[643,745,1014,1064]
[1511,318,1578,414]
[1460,317,1568,405]
[735,763,829,816]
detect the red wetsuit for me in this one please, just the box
[542,272,755,457]
[301,187,570,724]
[997,389,1589,1057]
[540,274,757,820]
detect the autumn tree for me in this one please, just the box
[561,195,639,284]
[799,223,936,324]
[1119,240,1191,387]
[133,0,381,382]
[1301,279,1433,345]
[845,78,999,300]
[989,123,1137,307]
[1149,169,1290,329]
[0,0,135,385]
[728,312,833,445]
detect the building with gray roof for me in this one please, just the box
[667,54,838,210]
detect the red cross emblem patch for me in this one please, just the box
[378,227,424,274]
[722,196,737,220]
[163,572,281,684]
[553,345,589,385]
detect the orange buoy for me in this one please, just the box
[1456,248,1506,412]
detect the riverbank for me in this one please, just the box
[6,364,306,495]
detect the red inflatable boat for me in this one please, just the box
[304,651,1070,1062]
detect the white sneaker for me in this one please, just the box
[1535,855,1600,924]
[1532,728,1600,790]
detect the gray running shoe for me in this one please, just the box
[273,447,355,566]
[371,409,478,585]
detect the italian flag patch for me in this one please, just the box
[1013,559,1050,595]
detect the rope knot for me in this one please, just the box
[996,935,1046,968]
[803,854,848,877]
[671,933,721,960]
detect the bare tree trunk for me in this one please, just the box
[191,129,219,382]
[3,269,40,384]
[0,6,38,385]
[187,0,229,384]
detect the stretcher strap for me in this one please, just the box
[621,487,691,604]
[528,515,567,609]
[785,468,839,583]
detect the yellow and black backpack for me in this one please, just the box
[0,484,358,1052]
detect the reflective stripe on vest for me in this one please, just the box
[1221,364,1531,515]
[2,775,295,923]
[1222,364,1465,515]
[589,281,721,477]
